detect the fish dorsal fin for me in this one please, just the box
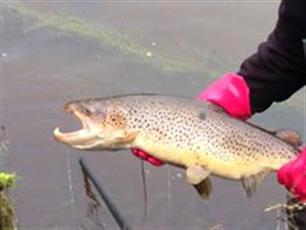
[273,129,302,147]
[241,169,270,197]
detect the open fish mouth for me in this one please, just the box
[53,106,98,148]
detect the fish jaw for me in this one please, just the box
[53,102,107,150]
[54,100,138,150]
[53,127,102,150]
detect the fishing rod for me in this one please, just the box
[79,157,131,230]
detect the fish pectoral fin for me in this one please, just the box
[273,129,302,147]
[186,165,212,200]
[115,131,137,144]
[103,130,137,146]
[241,170,270,198]
[121,131,138,144]
[194,178,213,200]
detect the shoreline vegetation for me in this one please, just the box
[0,173,15,191]
[0,164,17,229]
[0,191,17,230]
[0,174,17,230]
[0,126,17,230]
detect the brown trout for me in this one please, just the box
[53,94,302,199]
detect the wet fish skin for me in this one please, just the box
[54,94,300,197]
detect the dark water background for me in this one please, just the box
[2,1,305,229]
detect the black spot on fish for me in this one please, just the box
[199,111,206,120]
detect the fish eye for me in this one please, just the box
[84,108,91,115]
[82,106,94,115]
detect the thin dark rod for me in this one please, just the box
[79,157,131,230]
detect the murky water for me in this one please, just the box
[2,1,305,229]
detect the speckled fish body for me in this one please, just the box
[54,95,300,198]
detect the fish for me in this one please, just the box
[53,94,302,199]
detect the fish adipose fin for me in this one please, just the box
[186,165,212,200]
[273,129,302,147]
[241,170,270,197]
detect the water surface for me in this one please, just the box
[2,2,305,229]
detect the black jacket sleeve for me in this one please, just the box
[237,0,306,114]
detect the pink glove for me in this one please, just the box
[196,72,252,120]
[277,147,306,201]
[131,148,164,166]
[131,72,251,166]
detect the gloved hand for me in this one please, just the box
[277,147,306,201]
[132,72,306,203]
[196,72,252,120]
[131,148,164,166]
[131,72,251,166]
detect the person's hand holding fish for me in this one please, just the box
[54,1,306,226]
[277,148,306,201]
[131,72,306,202]
[131,72,251,165]
[198,73,306,202]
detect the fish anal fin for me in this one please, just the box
[274,129,302,147]
[241,170,270,198]
[194,177,212,200]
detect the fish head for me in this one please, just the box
[53,99,136,150]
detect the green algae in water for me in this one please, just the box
[0,173,15,191]
[4,2,305,111]
[0,173,17,230]
[0,191,17,230]
[5,2,204,74]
